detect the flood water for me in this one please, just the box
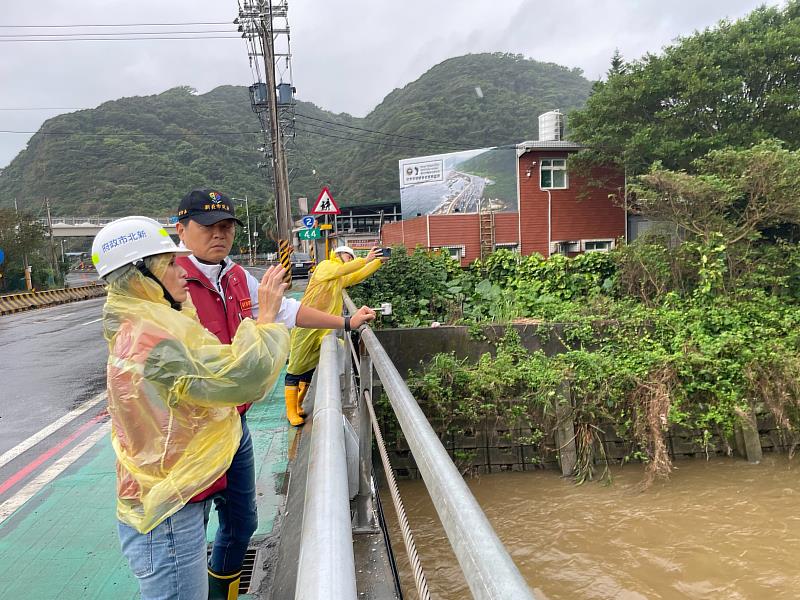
[382,455,800,599]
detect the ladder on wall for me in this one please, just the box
[479,210,495,260]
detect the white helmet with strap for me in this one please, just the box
[92,216,190,279]
[333,245,355,259]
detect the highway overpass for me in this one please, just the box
[37,216,177,237]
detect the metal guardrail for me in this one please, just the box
[343,291,536,600]
[36,216,175,226]
[295,334,358,600]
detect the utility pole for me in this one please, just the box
[45,197,61,283]
[238,0,296,284]
[252,215,259,265]
[243,194,253,266]
[14,197,32,291]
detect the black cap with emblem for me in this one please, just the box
[176,189,244,226]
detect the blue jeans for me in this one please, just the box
[118,500,211,600]
[208,415,258,575]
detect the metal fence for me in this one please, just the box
[295,334,358,600]
[343,291,535,600]
[295,292,535,598]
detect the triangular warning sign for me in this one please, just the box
[311,186,340,215]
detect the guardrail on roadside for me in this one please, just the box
[0,284,106,316]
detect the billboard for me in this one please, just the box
[399,146,517,218]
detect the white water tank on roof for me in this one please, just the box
[538,110,564,141]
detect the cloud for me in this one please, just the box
[0,0,787,167]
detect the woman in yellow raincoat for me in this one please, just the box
[92,216,289,600]
[284,245,382,425]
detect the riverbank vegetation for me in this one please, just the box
[350,141,800,486]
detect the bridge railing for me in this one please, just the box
[37,216,175,227]
[339,291,536,600]
[295,334,358,599]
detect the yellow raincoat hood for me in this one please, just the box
[103,263,289,533]
[287,251,380,375]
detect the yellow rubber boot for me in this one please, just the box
[208,568,241,600]
[284,385,305,427]
[297,381,309,418]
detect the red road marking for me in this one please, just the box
[0,411,108,495]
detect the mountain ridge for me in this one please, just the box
[0,52,592,217]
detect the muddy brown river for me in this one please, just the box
[382,455,800,599]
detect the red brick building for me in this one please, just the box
[382,140,626,265]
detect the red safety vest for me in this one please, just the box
[177,256,255,501]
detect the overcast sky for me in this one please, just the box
[0,0,786,168]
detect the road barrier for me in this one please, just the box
[0,284,106,316]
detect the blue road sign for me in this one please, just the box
[0,249,4,265]
[301,216,315,229]
[168,215,179,224]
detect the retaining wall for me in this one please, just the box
[0,284,106,315]
[373,325,782,479]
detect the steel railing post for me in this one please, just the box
[342,291,535,600]
[353,335,376,532]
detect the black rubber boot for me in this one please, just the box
[208,568,241,600]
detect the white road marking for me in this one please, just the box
[38,313,75,321]
[80,317,102,326]
[0,421,110,524]
[0,391,107,470]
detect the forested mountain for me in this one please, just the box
[0,52,592,217]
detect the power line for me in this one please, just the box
[0,129,260,137]
[0,108,86,111]
[295,112,463,149]
[295,120,451,151]
[0,35,241,43]
[0,30,236,38]
[294,125,447,152]
[0,22,232,28]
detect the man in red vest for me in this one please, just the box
[174,189,374,599]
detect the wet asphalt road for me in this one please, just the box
[0,297,107,455]
[0,266,303,457]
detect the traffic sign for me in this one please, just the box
[298,228,321,240]
[311,187,340,215]
[301,215,316,229]
[0,248,4,265]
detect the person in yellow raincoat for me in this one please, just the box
[284,245,383,425]
[92,216,290,600]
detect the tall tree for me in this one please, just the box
[630,141,800,245]
[570,1,800,175]
[0,209,48,290]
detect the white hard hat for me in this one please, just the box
[333,245,355,258]
[91,216,190,278]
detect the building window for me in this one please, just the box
[540,158,568,189]
[552,240,580,255]
[434,245,464,260]
[495,243,519,253]
[583,239,614,253]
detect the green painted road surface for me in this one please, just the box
[0,376,293,599]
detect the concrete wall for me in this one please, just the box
[0,284,106,315]
[374,323,567,376]
[374,325,779,478]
